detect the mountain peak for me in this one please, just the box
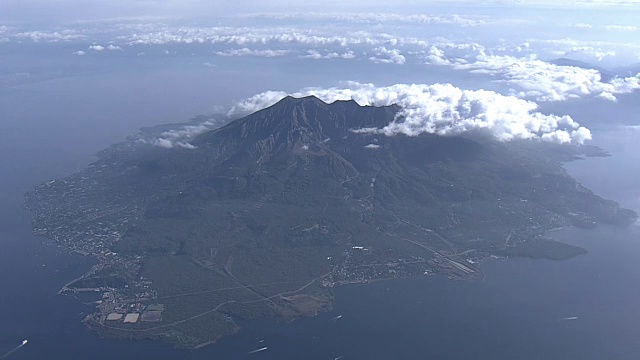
[272,95,328,108]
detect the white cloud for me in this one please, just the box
[250,12,488,27]
[215,48,290,57]
[560,46,615,61]
[364,143,381,149]
[117,26,415,49]
[598,92,618,101]
[536,37,640,51]
[604,25,637,31]
[140,120,219,149]
[0,25,12,41]
[369,47,406,64]
[300,50,356,59]
[425,44,640,102]
[300,50,322,59]
[570,23,593,29]
[73,50,86,56]
[229,82,591,144]
[424,46,450,65]
[88,44,124,52]
[14,30,85,42]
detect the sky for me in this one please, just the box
[2,0,640,22]
[1,0,640,149]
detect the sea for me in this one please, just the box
[1,69,639,359]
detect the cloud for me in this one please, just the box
[89,43,122,51]
[0,25,12,41]
[73,50,85,56]
[14,30,85,42]
[557,46,615,61]
[139,120,221,149]
[364,143,381,149]
[214,48,290,57]
[300,50,356,59]
[250,12,488,27]
[598,92,618,101]
[570,23,593,29]
[604,25,637,31]
[424,46,450,65]
[229,82,591,144]
[533,37,640,63]
[369,47,406,64]
[142,137,196,149]
[116,26,419,50]
[536,37,640,52]
[424,44,640,101]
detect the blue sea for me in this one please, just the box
[1,72,639,359]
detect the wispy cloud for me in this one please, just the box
[138,120,221,149]
[604,25,638,31]
[300,49,356,59]
[249,12,488,27]
[569,23,593,29]
[214,48,290,57]
[553,46,616,61]
[14,30,85,42]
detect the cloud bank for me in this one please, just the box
[215,48,290,57]
[300,50,356,59]
[425,44,640,102]
[251,12,488,27]
[229,82,591,144]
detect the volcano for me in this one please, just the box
[26,95,637,348]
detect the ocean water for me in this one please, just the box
[1,73,639,359]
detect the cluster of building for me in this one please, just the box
[26,169,167,328]
[99,291,164,325]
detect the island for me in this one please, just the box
[25,96,637,348]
